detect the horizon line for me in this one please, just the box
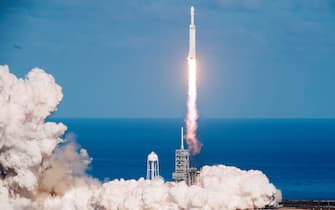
[47,117,335,120]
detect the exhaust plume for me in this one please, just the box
[185,58,202,155]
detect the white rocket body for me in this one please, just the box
[189,6,196,59]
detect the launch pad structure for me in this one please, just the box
[172,127,199,185]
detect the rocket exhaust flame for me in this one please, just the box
[185,6,202,155]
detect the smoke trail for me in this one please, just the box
[185,58,202,155]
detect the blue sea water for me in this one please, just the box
[55,118,335,200]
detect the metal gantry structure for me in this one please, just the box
[172,127,199,185]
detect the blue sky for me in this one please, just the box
[1,0,335,118]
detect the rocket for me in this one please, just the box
[189,6,196,59]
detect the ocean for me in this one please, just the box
[55,118,335,200]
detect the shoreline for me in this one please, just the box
[264,200,335,209]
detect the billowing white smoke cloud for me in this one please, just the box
[0,65,97,209]
[43,165,281,210]
[0,65,281,210]
[0,65,66,192]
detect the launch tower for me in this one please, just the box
[172,127,199,185]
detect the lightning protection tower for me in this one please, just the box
[172,127,199,185]
[172,127,190,182]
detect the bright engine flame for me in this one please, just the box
[185,57,202,155]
